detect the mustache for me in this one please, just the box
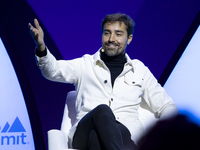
[105,41,119,46]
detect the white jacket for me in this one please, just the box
[36,47,178,143]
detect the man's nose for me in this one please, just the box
[109,34,116,42]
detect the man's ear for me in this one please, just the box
[127,34,133,45]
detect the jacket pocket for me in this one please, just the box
[124,72,144,88]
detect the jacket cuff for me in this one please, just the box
[35,47,47,57]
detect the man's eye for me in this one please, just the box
[116,33,122,36]
[104,32,109,35]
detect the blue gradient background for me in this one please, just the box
[27,0,199,78]
[0,0,199,149]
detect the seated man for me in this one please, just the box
[29,13,178,150]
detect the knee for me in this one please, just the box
[95,104,112,113]
[94,104,114,119]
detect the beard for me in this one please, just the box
[102,41,125,57]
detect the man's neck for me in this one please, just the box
[100,50,126,64]
[100,50,126,87]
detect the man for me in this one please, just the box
[29,13,178,150]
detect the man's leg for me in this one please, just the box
[87,122,138,150]
[117,122,138,150]
[72,104,123,150]
[88,129,101,150]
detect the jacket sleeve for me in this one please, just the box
[142,65,179,119]
[35,47,82,85]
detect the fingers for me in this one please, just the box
[28,19,45,47]
[28,23,33,31]
[28,22,38,38]
[28,18,40,31]
[34,18,40,29]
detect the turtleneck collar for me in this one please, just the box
[100,50,127,65]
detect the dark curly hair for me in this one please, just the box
[101,13,135,37]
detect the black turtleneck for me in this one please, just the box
[100,51,127,87]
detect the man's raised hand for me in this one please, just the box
[28,19,46,51]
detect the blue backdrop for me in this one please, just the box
[0,0,199,149]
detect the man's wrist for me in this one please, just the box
[36,47,47,57]
[36,43,46,52]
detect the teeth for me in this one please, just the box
[109,44,116,47]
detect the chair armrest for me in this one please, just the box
[48,129,79,150]
[48,129,69,150]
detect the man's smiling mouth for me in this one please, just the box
[105,42,119,49]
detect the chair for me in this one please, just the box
[47,91,158,150]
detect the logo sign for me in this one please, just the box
[0,38,35,150]
[1,117,27,145]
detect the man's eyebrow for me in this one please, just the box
[115,30,124,33]
[103,29,111,32]
[103,29,124,33]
